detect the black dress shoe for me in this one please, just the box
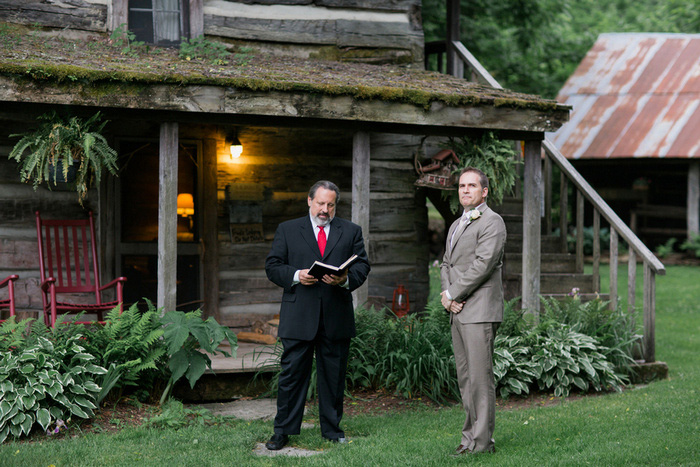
[265,434,289,451]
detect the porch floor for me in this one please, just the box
[208,342,280,374]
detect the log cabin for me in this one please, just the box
[0,2,662,367]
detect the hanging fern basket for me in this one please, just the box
[8,111,119,206]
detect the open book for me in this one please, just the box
[308,254,359,280]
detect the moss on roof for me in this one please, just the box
[0,23,567,113]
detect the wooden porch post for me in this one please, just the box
[158,122,178,314]
[352,131,370,308]
[201,138,219,320]
[522,139,542,313]
[190,0,204,38]
[688,161,699,238]
[445,0,463,78]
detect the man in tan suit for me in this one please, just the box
[441,167,506,455]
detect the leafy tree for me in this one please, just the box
[422,0,700,98]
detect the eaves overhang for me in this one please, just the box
[0,28,570,137]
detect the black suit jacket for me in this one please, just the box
[265,216,370,341]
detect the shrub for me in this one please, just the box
[443,132,520,212]
[680,233,700,258]
[158,309,238,404]
[80,302,168,398]
[493,335,538,398]
[539,296,637,378]
[179,35,230,64]
[528,323,625,397]
[655,237,677,258]
[0,335,106,443]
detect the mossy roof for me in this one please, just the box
[0,23,569,117]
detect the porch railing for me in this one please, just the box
[425,40,665,363]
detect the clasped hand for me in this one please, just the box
[440,291,464,314]
[299,269,348,286]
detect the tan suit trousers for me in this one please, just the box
[451,320,498,453]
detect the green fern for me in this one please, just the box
[89,303,167,394]
[442,132,520,213]
[8,111,118,206]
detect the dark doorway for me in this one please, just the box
[117,140,201,311]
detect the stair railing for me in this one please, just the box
[425,40,665,363]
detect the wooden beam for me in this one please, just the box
[559,171,568,253]
[576,190,584,274]
[643,263,656,362]
[0,78,570,135]
[544,154,552,234]
[609,228,618,311]
[111,0,128,32]
[445,0,463,78]
[688,161,699,238]
[521,140,542,313]
[157,122,179,314]
[352,131,370,309]
[592,209,600,292]
[190,0,204,38]
[201,138,219,320]
[628,248,636,320]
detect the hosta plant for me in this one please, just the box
[0,335,106,443]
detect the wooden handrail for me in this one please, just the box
[447,39,665,275]
[427,39,665,362]
[543,140,666,275]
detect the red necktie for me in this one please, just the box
[317,225,327,256]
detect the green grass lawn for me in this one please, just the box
[2,265,699,466]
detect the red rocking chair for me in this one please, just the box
[35,211,127,327]
[0,274,19,323]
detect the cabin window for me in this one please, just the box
[128,0,188,45]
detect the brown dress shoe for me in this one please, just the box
[455,444,473,455]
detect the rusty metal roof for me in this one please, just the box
[550,33,700,159]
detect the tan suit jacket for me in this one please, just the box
[440,205,506,323]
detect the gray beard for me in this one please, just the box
[312,213,332,226]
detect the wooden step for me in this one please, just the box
[506,234,563,254]
[491,197,523,215]
[540,293,610,303]
[505,273,596,295]
[504,253,577,274]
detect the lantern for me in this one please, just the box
[392,284,410,317]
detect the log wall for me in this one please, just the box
[0,1,423,64]
[215,127,429,328]
[0,0,108,32]
[1,117,430,328]
[0,116,97,318]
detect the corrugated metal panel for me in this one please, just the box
[549,33,700,159]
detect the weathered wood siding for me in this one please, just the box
[215,127,428,328]
[0,117,99,317]
[0,1,422,64]
[203,0,423,63]
[0,115,429,327]
[0,0,107,32]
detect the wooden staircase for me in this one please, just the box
[493,198,608,303]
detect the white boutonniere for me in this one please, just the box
[466,209,481,222]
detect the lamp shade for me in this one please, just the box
[229,135,243,158]
[177,193,194,216]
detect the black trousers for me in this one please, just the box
[273,314,350,440]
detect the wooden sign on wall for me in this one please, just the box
[226,183,264,243]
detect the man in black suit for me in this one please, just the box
[264,180,370,450]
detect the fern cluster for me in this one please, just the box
[9,111,119,205]
[84,302,168,393]
[443,132,520,212]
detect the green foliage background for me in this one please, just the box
[422,0,700,98]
